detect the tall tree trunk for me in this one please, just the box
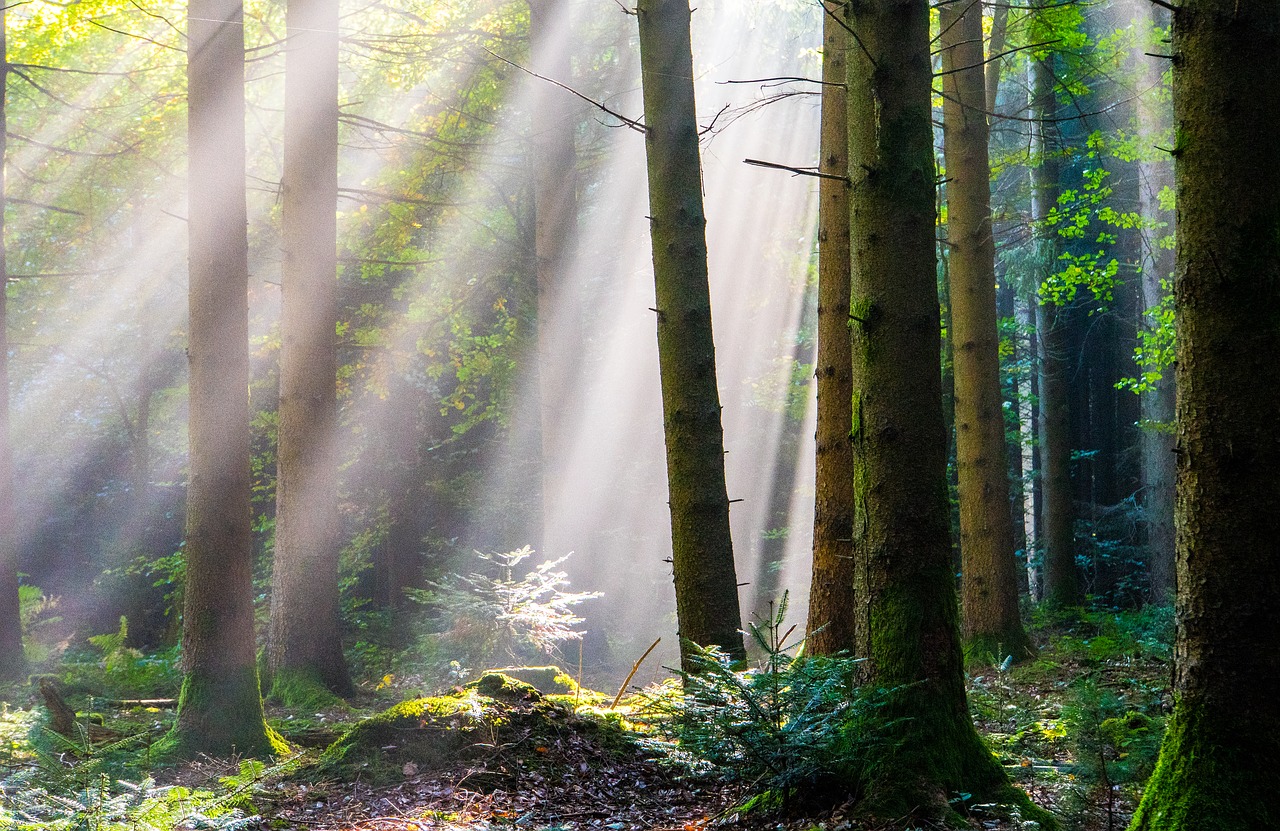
[267,0,353,698]
[1136,6,1175,602]
[528,0,578,556]
[941,0,1031,662]
[636,0,744,670]
[1030,49,1077,608]
[171,0,280,758]
[1015,294,1041,599]
[805,0,855,656]
[1130,1,1280,826]
[843,0,1045,816]
[0,10,24,681]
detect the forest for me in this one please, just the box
[0,0,1275,828]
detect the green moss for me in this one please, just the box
[161,667,289,760]
[268,668,346,712]
[322,687,506,778]
[486,665,581,695]
[1129,706,1278,831]
[859,582,1056,827]
[322,676,643,784]
[468,671,543,701]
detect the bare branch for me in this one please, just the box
[90,20,184,52]
[720,76,840,88]
[744,158,848,182]
[6,197,84,216]
[7,132,139,158]
[482,48,645,133]
[934,39,1061,78]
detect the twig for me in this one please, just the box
[610,638,661,709]
[6,197,84,216]
[482,47,645,133]
[743,158,848,182]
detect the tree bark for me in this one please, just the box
[940,0,1031,663]
[1130,1,1280,826]
[171,0,281,758]
[0,8,24,681]
[636,0,744,670]
[844,0,1045,816]
[1030,49,1077,608]
[267,0,352,698]
[805,0,855,657]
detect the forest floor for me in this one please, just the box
[0,608,1171,831]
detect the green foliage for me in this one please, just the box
[0,750,281,831]
[1120,282,1176,395]
[1063,679,1163,788]
[59,620,181,701]
[1045,604,1174,665]
[17,585,63,665]
[650,596,896,810]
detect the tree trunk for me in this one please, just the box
[0,9,24,681]
[267,0,352,699]
[805,0,855,656]
[940,0,1031,663]
[636,0,744,669]
[844,0,1045,816]
[528,0,578,557]
[1030,50,1077,609]
[1136,6,1175,602]
[1130,1,1280,826]
[171,0,281,758]
[1015,294,1041,599]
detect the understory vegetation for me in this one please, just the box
[1,598,1172,831]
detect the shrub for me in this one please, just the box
[648,595,896,812]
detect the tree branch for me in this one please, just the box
[744,158,848,182]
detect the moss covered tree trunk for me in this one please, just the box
[844,0,1044,816]
[0,11,24,681]
[636,0,744,669]
[1129,1,1280,827]
[805,0,856,657]
[940,0,1031,663]
[173,0,281,758]
[1030,49,1077,608]
[267,0,352,699]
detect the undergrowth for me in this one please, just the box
[645,595,896,813]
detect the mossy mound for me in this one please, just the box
[485,665,577,696]
[322,672,641,783]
